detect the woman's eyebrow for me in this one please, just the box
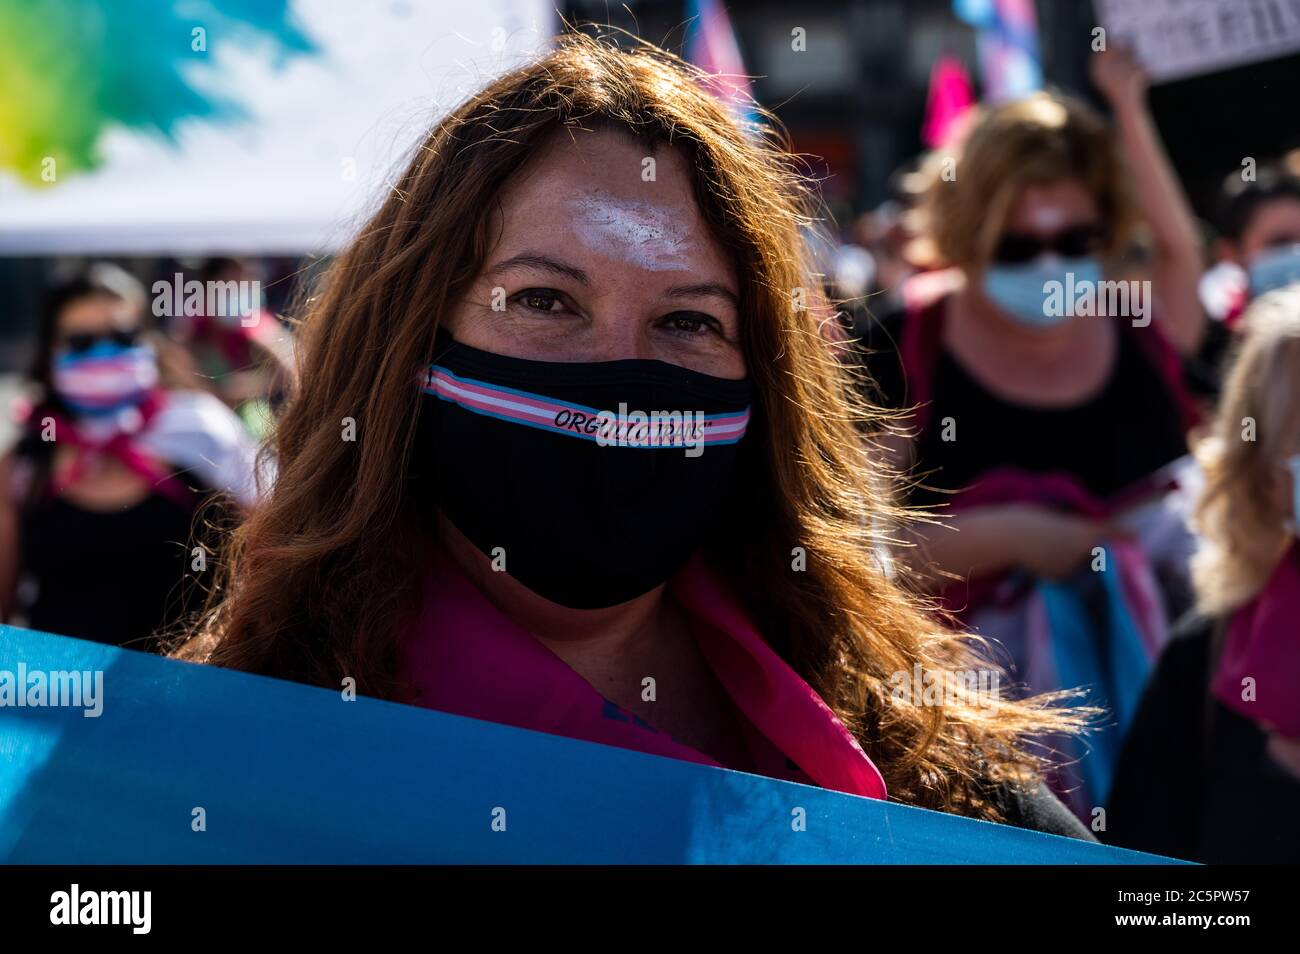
[484,254,737,306]
[485,253,590,285]
[664,281,738,307]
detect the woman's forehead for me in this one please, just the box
[488,128,734,282]
[58,294,137,331]
[1245,197,1300,246]
[1004,180,1099,231]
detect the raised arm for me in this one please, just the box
[1090,46,1206,355]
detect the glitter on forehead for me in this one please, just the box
[570,191,693,271]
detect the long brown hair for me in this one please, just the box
[175,31,1084,821]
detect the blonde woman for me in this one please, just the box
[175,33,1094,836]
[1106,286,1300,863]
[852,48,1209,817]
[859,47,1204,602]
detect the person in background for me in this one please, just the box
[0,264,262,650]
[855,48,1205,817]
[1189,163,1300,404]
[1106,286,1300,863]
[169,257,295,439]
[1215,162,1300,309]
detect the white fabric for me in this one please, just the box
[135,391,267,508]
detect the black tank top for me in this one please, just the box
[858,305,1192,508]
[14,441,225,651]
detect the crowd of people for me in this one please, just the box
[844,49,1300,861]
[2,33,1297,863]
[842,55,1300,860]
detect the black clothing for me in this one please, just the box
[857,305,1190,507]
[18,491,216,650]
[1105,614,1300,863]
[1184,317,1234,401]
[998,782,1097,842]
[12,434,227,651]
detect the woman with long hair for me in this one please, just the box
[862,50,1203,600]
[1106,286,1300,863]
[175,32,1090,833]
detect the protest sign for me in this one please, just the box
[1095,0,1300,83]
[0,626,1183,864]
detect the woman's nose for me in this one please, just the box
[582,317,656,363]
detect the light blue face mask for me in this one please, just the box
[1248,244,1300,298]
[983,256,1105,328]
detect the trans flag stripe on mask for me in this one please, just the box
[420,364,750,448]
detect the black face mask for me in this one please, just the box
[416,330,753,609]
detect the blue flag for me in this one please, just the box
[0,625,1183,864]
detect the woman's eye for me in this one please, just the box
[514,289,563,313]
[662,312,717,336]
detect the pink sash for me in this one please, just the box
[400,547,887,800]
[47,391,196,510]
[1214,543,1300,738]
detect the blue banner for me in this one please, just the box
[0,626,1182,864]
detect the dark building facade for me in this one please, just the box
[564,0,1300,225]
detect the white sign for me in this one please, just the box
[0,1,554,255]
[1095,0,1300,83]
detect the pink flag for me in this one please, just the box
[922,55,975,148]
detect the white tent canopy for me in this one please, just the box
[0,1,554,255]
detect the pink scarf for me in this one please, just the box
[400,547,887,800]
[1214,543,1300,738]
[48,391,195,510]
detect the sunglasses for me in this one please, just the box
[58,328,141,355]
[992,224,1107,265]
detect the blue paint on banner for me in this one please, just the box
[0,626,1186,864]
